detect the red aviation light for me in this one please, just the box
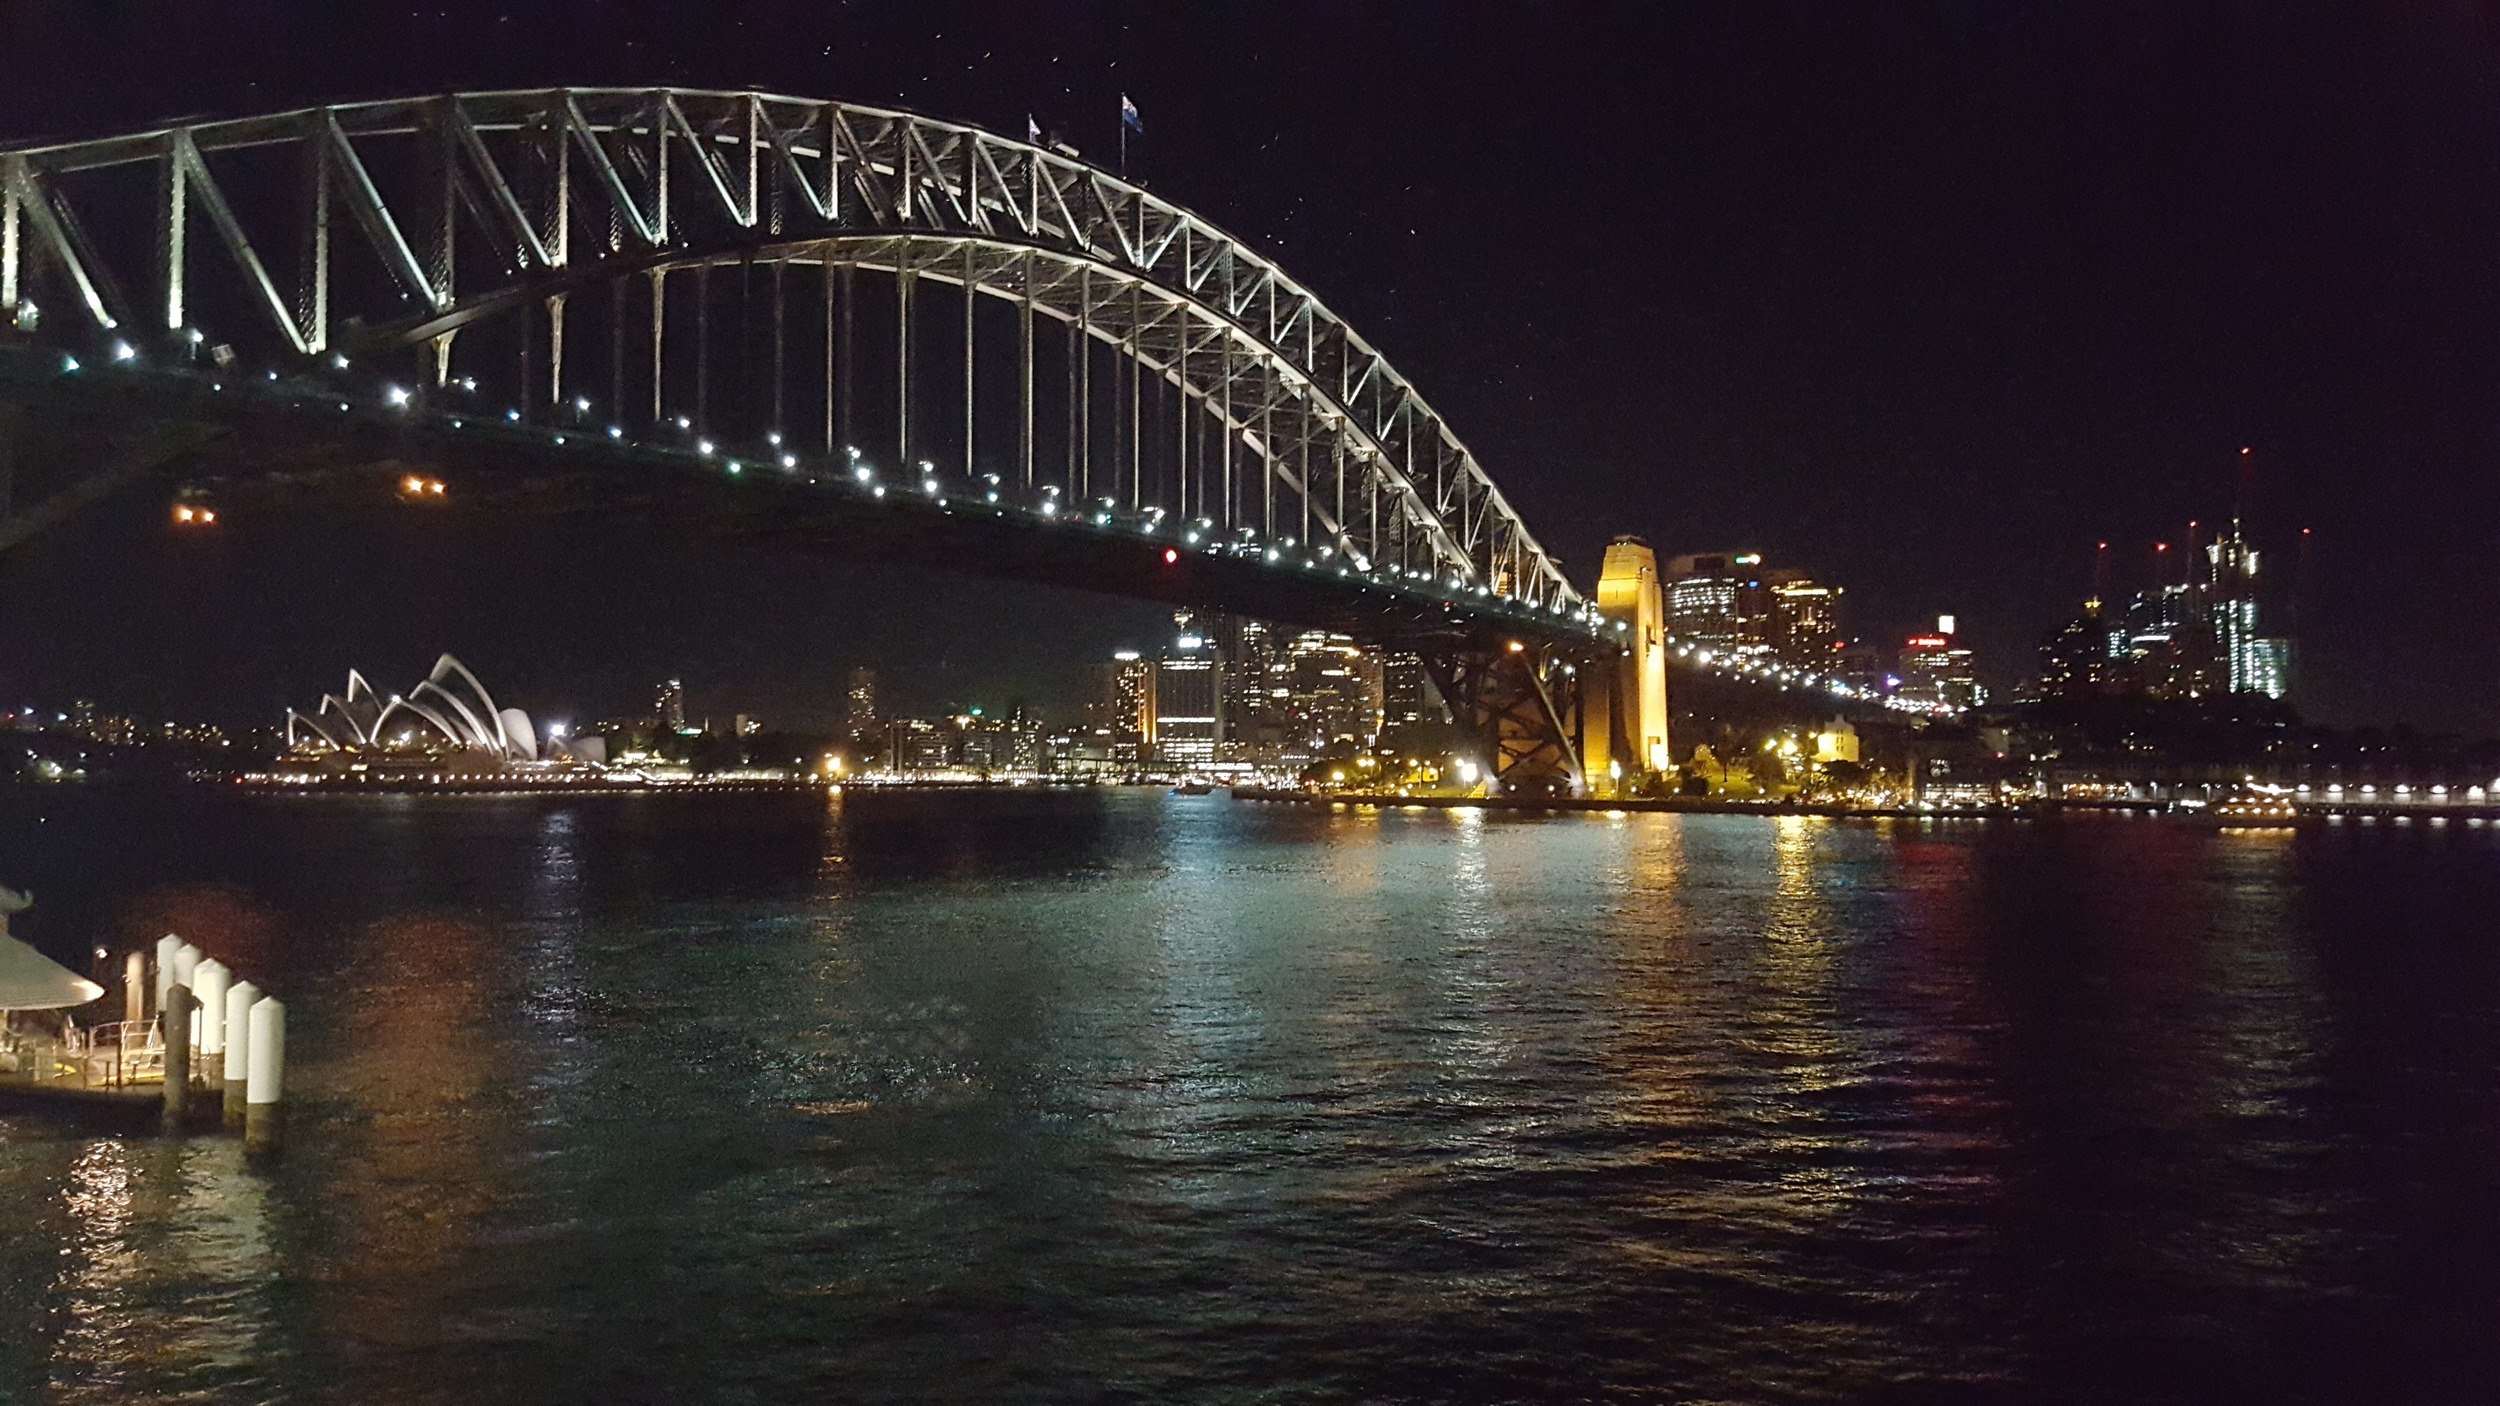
[1163,548,1179,564]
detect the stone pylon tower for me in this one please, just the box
[1584,536,1670,793]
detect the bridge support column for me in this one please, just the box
[1581,652,1627,798]
[1422,644,1585,797]
[1586,537,1671,796]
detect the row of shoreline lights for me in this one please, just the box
[60,335,1630,637]
[2296,782,2500,801]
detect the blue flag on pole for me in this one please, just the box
[1121,94,1143,132]
[1028,114,1042,143]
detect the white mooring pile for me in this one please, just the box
[149,932,287,1155]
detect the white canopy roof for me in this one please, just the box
[0,887,103,1010]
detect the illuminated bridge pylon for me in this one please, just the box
[0,89,1931,793]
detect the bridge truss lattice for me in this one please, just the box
[0,88,1596,634]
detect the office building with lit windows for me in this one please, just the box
[1088,652,1158,763]
[845,668,878,742]
[1155,612,1224,766]
[1899,618,1986,711]
[1665,551,1768,655]
[2036,517,2292,704]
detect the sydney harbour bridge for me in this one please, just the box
[0,89,1939,793]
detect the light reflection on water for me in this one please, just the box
[0,788,2495,1403]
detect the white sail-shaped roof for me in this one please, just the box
[285,654,532,758]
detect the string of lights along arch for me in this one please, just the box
[0,89,1950,792]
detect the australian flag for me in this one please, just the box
[1121,94,1143,133]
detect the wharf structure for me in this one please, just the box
[0,886,288,1146]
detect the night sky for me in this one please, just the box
[3,2,2496,734]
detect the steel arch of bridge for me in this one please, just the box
[0,87,1590,626]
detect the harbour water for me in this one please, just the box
[0,786,2494,1402]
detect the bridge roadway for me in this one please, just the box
[0,343,1609,659]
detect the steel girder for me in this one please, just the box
[0,88,1588,618]
[1420,645,1587,795]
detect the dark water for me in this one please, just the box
[1,787,2496,1403]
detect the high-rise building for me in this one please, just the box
[1381,652,1446,729]
[1008,708,1048,773]
[845,668,878,742]
[2205,520,2290,700]
[1666,551,1751,651]
[1767,571,1844,660]
[2037,604,2120,699]
[2117,583,2223,698]
[1665,551,1783,657]
[886,717,950,772]
[1217,616,1287,762]
[2043,520,2291,704]
[954,708,1046,773]
[654,678,687,732]
[1276,630,1377,760]
[1156,612,1225,766]
[1899,617,1985,710]
[1088,650,1158,763]
[1837,639,1888,694]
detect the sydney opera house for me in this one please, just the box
[283,654,599,775]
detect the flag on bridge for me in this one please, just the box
[1027,114,1042,143]
[1121,94,1143,132]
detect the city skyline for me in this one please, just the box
[2,5,2494,736]
[0,507,2369,740]
[2,16,2497,1399]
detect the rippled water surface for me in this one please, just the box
[2,787,2496,1402]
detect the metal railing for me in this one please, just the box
[2,1018,165,1090]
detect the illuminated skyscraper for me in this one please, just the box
[2059,519,2290,703]
[1381,652,1445,729]
[1269,630,1378,760]
[2205,520,2289,699]
[1665,551,1787,658]
[1155,612,1224,766]
[2119,583,2225,698]
[2037,603,2119,699]
[1088,651,1157,763]
[886,717,949,772]
[1218,615,1286,761]
[653,678,687,732]
[955,708,1046,773]
[1767,571,1844,660]
[845,668,878,742]
[1899,618,1985,710]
